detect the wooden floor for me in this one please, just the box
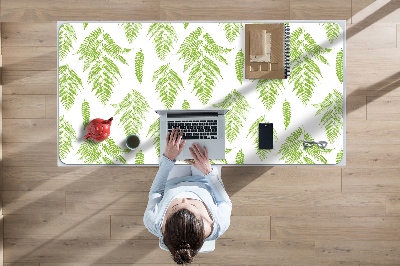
[1,0,400,265]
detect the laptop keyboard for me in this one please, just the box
[168,120,218,139]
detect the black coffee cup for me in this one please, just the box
[126,135,140,150]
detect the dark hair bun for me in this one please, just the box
[174,247,193,264]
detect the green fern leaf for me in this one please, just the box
[76,139,103,164]
[256,79,284,110]
[119,23,142,43]
[77,27,103,71]
[177,27,203,72]
[184,23,189,29]
[153,64,184,109]
[213,89,251,143]
[59,115,77,160]
[59,65,84,110]
[336,149,343,164]
[182,100,190,110]
[320,23,341,44]
[290,27,304,64]
[82,99,90,130]
[336,49,343,83]
[235,149,245,164]
[135,49,144,83]
[59,23,77,61]
[135,150,145,164]
[147,23,178,60]
[220,23,243,43]
[113,89,151,137]
[313,89,343,143]
[278,127,303,164]
[83,22,88,30]
[235,50,244,84]
[147,118,161,157]
[203,33,231,65]
[289,56,321,105]
[102,32,131,65]
[188,57,220,105]
[103,138,130,164]
[283,99,291,130]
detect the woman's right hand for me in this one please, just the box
[184,143,212,175]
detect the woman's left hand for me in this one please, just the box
[164,127,186,161]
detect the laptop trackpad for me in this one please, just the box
[181,140,221,160]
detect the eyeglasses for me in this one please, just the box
[303,141,328,149]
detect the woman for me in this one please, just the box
[144,127,232,264]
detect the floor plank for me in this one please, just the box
[273,216,400,240]
[1,23,56,46]
[0,0,161,22]
[2,70,56,95]
[386,194,400,216]
[343,168,400,193]
[231,192,386,217]
[4,214,110,240]
[160,0,290,20]
[346,143,400,168]
[3,95,46,119]
[2,119,56,143]
[316,240,400,264]
[2,142,57,167]
[347,120,400,144]
[290,0,351,20]
[367,96,400,120]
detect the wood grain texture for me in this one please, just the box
[111,216,153,240]
[367,96,400,120]
[160,0,290,20]
[346,96,366,120]
[2,191,65,215]
[272,216,400,240]
[3,95,46,118]
[290,0,351,20]
[4,214,110,240]
[1,23,56,47]
[346,143,400,168]
[347,120,400,144]
[231,192,386,217]
[316,240,400,264]
[0,0,161,21]
[2,119,56,143]
[2,142,57,167]
[386,194,400,216]
[343,168,400,193]
[2,70,56,95]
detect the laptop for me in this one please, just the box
[155,109,228,160]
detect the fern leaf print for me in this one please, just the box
[283,100,291,130]
[235,149,245,164]
[77,27,131,105]
[102,138,130,164]
[278,127,303,164]
[112,89,151,137]
[59,116,77,160]
[256,79,284,111]
[220,23,243,43]
[135,150,145,164]
[182,100,190,110]
[312,89,343,143]
[135,49,144,83]
[82,99,90,130]
[184,23,189,29]
[336,49,343,83]
[178,28,231,105]
[77,138,130,164]
[59,23,77,61]
[119,23,142,43]
[320,22,341,44]
[152,64,184,109]
[147,23,178,60]
[59,65,84,110]
[336,149,343,164]
[213,89,251,143]
[147,119,161,157]
[83,22,88,30]
[235,50,244,84]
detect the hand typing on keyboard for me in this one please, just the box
[164,127,186,161]
[184,144,212,175]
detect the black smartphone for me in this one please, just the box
[258,123,273,149]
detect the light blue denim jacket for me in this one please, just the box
[143,155,232,241]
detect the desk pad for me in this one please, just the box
[58,22,345,165]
